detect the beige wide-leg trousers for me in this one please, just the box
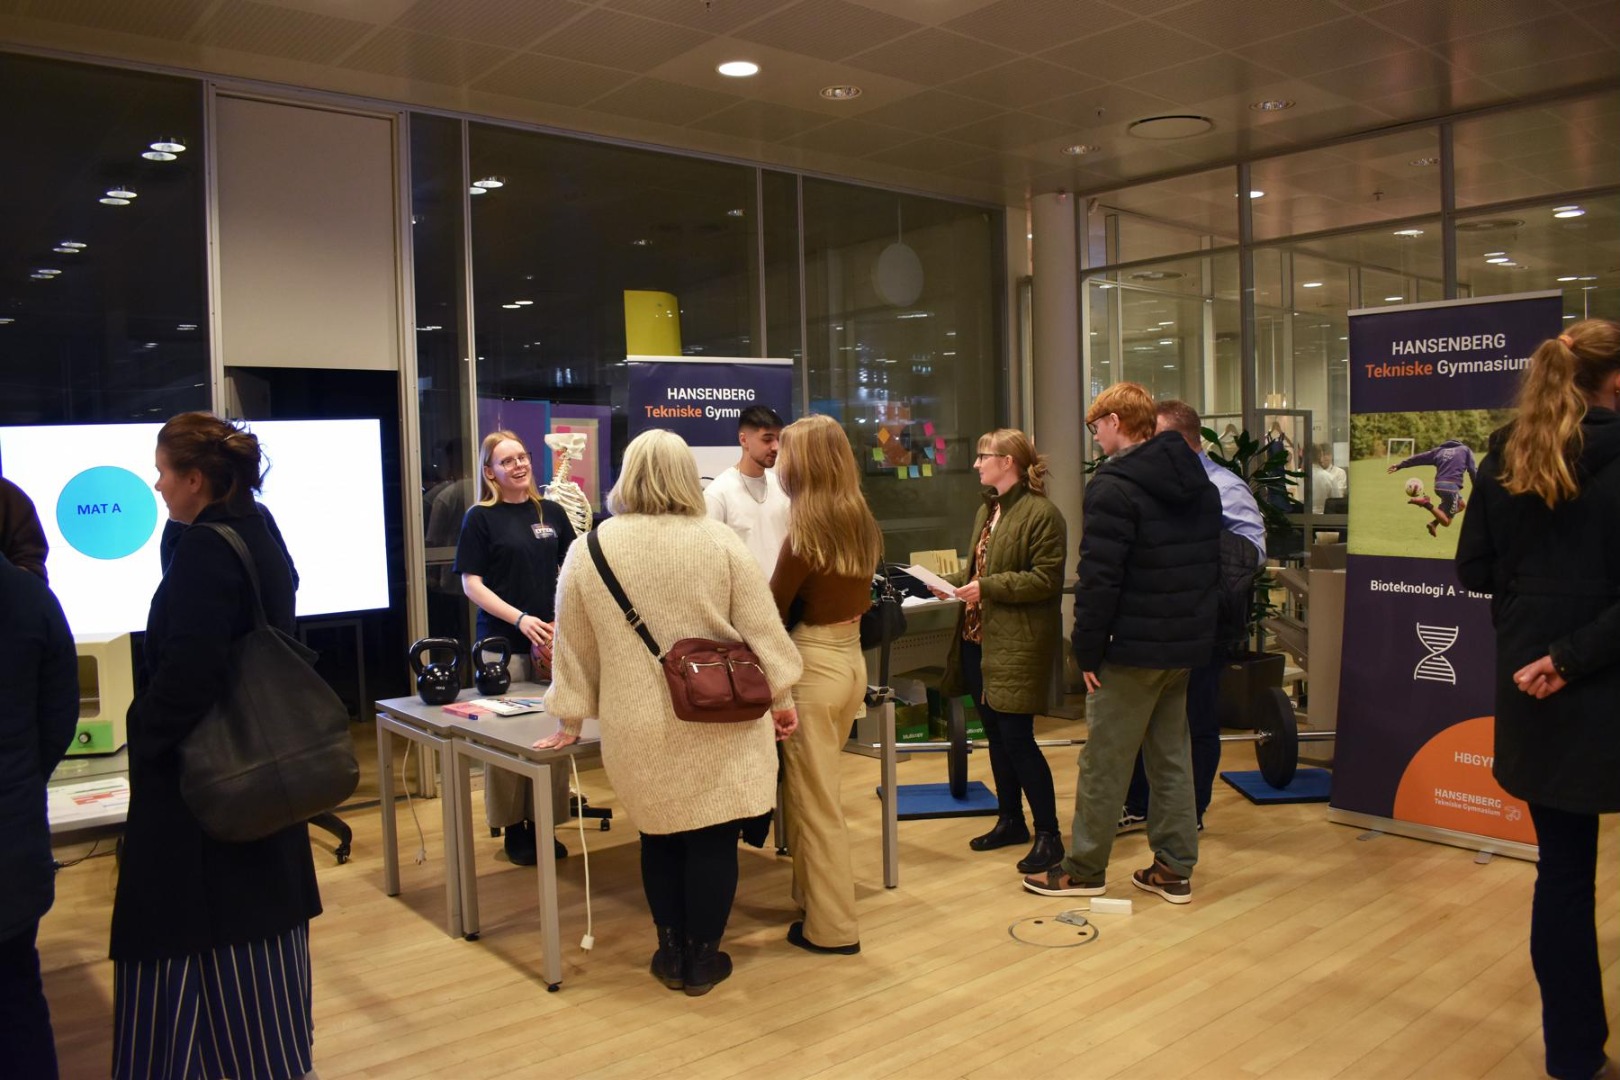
[781,621,866,948]
[485,653,573,829]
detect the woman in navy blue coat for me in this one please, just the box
[1456,318,1620,1080]
[111,413,321,1080]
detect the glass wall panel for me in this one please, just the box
[411,113,475,646]
[801,180,1002,561]
[761,169,803,404]
[1453,91,1620,207]
[1252,223,1443,511]
[1084,252,1241,434]
[1084,167,1237,266]
[1456,195,1619,323]
[1249,128,1441,241]
[468,123,761,482]
[0,54,207,423]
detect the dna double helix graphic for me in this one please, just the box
[1414,624,1459,684]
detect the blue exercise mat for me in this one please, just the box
[878,781,1000,820]
[1220,767,1332,804]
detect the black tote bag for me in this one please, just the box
[178,523,359,843]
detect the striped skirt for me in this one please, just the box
[112,923,312,1080]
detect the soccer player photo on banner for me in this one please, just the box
[1331,291,1563,852]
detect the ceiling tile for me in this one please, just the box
[1243,103,1397,145]
[1040,20,1213,82]
[1027,84,1182,127]
[689,99,833,139]
[26,0,212,38]
[1150,0,1343,50]
[338,25,512,85]
[601,0,780,33]
[192,0,375,65]
[1570,4,1619,45]
[941,111,1073,151]
[1119,54,1292,106]
[863,136,987,171]
[471,52,635,105]
[939,154,1049,182]
[1444,13,1611,76]
[1298,50,1455,99]
[586,76,741,125]
[732,0,923,62]
[778,118,911,156]
[1360,77,1505,121]
[942,59,1096,108]
[847,27,1018,83]
[1364,0,1544,45]
[529,7,709,71]
[855,89,1005,133]
[942,0,1135,54]
[391,0,583,48]
[1234,16,1418,77]
[1485,51,1620,97]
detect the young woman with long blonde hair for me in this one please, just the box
[769,414,884,954]
[1457,318,1620,1080]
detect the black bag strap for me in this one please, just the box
[195,522,269,632]
[586,530,663,660]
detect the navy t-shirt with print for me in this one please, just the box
[452,499,574,650]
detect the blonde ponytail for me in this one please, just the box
[1498,319,1620,508]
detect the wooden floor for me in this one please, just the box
[43,721,1618,1080]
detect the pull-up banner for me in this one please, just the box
[626,355,794,481]
[1330,291,1562,855]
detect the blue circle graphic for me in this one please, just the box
[55,466,160,560]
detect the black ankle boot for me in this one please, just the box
[683,939,733,997]
[969,817,1030,852]
[503,821,537,866]
[1016,831,1065,874]
[650,926,684,990]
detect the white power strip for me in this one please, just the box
[1089,897,1133,915]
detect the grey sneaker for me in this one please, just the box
[1021,867,1106,897]
[1131,859,1191,904]
[1116,810,1147,835]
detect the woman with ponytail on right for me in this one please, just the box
[1457,318,1620,1080]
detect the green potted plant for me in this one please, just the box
[1202,426,1302,728]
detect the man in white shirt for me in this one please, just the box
[704,406,791,579]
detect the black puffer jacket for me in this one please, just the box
[1072,431,1221,672]
[1456,409,1620,814]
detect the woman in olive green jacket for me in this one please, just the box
[933,429,1068,874]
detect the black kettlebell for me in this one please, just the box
[472,636,512,697]
[409,637,462,706]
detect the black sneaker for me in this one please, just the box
[503,821,537,866]
[1116,810,1147,835]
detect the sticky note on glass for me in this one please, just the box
[924,421,935,436]
[924,446,936,460]
[909,465,920,478]
[872,447,883,462]
[878,427,891,444]
[937,452,948,467]
[896,466,909,480]
[934,437,946,450]
[921,465,933,477]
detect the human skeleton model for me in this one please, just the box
[543,432,592,537]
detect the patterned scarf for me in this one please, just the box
[961,501,1001,644]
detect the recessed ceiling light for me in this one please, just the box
[727,208,745,218]
[0,318,13,325]
[29,272,53,280]
[1557,275,1579,282]
[1384,296,1404,302]
[718,60,759,78]
[820,84,861,100]
[1393,228,1425,237]
[1408,156,1440,167]
[1158,339,1174,345]
[1158,320,1174,326]
[36,269,60,276]
[513,300,533,306]
[468,186,487,195]
[1576,275,1598,281]
[631,238,650,247]
[1249,99,1294,111]
[502,303,521,309]
[150,138,186,153]
[99,197,131,205]
[1483,251,1507,257]
[60,241,87,249]
[1235,190,1265,199]
[106,187,137,199]
[1063,144,1099,156]
[177,323,197,330]
[1486,256,1512,264]
[1553,205,1585,218]
[1301,281,1323,288]
[142,150,178,162]
[53,246,79,254]
[472,176,504,189]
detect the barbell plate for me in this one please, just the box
[1254,687,1299,789]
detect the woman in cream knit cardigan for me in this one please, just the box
[538,429,803,996]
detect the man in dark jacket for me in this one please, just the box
[1023,382,1219,905]
[0,543,79,1076]
[0,476,50,581]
